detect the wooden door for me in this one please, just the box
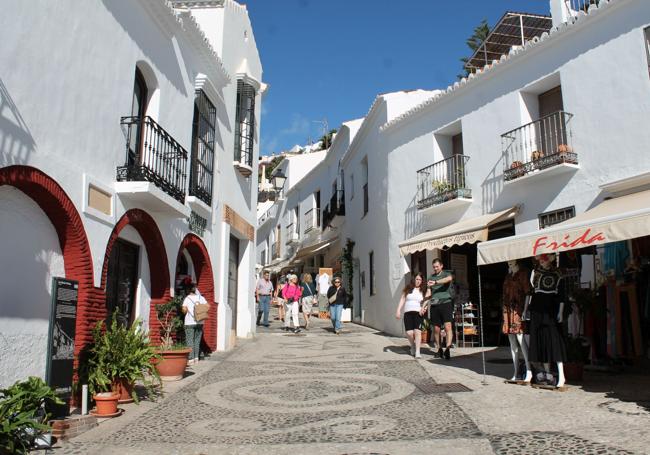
[228,236,240,340]
[106,239,140,326]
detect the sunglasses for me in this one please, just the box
[334,281,341,284]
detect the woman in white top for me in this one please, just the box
[395,273,431,358]
[182,281,208,364]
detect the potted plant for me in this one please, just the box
[420,318,430,344]
[509,161,525,178]
[78,311,161,415]
[154,296,191,381]
[431,179,452,195]
[0,377,63,454]
[530,150,545,161]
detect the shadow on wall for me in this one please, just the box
[404,192,424,239]
[480,154,506,214]
[0,78,37,166]
[100,0,188,96]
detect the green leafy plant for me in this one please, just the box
[420,318,431,332]
[77,311,161,403]
[0,377,63,454]
[339,238,355,306]
[431,179,453,195]
[156,296,186,350]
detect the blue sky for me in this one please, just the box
[245,0,550,156]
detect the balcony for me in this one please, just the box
[502,111,578,183]
[258,204,278,227]
[330,190,345,217]
[116,116,190,217]
[416,155,471,211]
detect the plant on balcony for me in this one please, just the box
[509,160,525,178]
[0,377,63,454]
[530,150,545,161]
[431,179,453,195]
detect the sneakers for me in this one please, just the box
[444,347,451,360]
[293,328,301,334]
[415,352,422,359]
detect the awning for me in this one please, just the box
[477,189,650,265]
[399,207,518,256]
[294,237,338,260]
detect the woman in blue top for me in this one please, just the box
[300,273,317,330]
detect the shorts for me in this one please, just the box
[404,311,423,331]
[301,296,315,313]
[429,300,453,326]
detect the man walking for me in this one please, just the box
[424,258,455,359]
[255,270,274,327]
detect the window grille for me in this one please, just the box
[234,80,256,167]
[190,90,216,206]
[188,211,207,236]
[538,206,575,229]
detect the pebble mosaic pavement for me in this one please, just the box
[58,321,642,454]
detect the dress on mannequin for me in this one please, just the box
[528,266,567,364]
[502,267,531,335]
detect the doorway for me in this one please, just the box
[228,235,240,342]
[106,238,140,326]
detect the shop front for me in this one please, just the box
[477,189,650,374]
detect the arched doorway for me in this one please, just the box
[101,209,170,344]
[0,166,94,387]
[175,234,217,352]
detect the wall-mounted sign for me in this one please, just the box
[46,278,78,417]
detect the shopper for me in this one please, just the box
[396,273,431,358]
[300,273,317,330]
[327,276,348,334]
[255,270,274,327]
[181,280,208,364]
[282,274,303,333]
[274,276,286,322]
[427,258,455,359]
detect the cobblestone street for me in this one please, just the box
[58,319,650,454]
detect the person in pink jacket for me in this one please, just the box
[282,274,303,333]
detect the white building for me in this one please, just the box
[0,0,264,388]
[257,0,650,358]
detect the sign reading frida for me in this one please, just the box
[532,228,606,256]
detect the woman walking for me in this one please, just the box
[181,281,208,364]
[300,273,317,330]
[274,276,286,322]
[327,276,348,334]
[282,274,303,333]
[395,273,430,358]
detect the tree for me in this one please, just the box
[318,129,338,150]
[458,19,490,79]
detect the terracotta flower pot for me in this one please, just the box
[154,348,191,381]
[420,330,429,343]
[112,379,135,404]
[93,392,119,416]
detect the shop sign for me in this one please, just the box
[531,228,606,256]
[46,277,78,417]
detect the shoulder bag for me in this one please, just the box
[328,288,339,304]
[193,297,210,322]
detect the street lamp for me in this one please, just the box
[271,171,286,192]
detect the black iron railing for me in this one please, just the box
[118,116,188,203]
[416,154,471,210]
[234,80,256,168]
[189,90,215,206]
[322,204,333,229]
[502,111,577,182]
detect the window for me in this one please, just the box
[315,190,321,228]
[294,206,300,238]
[189,90,216,206]
[350,173,355,199]
[234,80,256,167]
[128,68,148,165]
[538,206,575,229]
[645,27,650,79]
[361,158,368,216]
[369,251,375,295]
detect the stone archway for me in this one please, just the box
[0,165,97,369]
[176,234,217,352]
[101,209,170,344]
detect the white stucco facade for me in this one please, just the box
[0,0,264,387]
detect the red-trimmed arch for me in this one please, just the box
[176,234,217,352]
[101,208,171,344]
[0,165,99,362]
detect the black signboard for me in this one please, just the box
[46,277,78,417]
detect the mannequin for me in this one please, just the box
[524,253,567,388]
[502,260,533,382]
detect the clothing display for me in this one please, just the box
[528,267,567,363]
[501,268,531,335]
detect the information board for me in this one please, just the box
[46,277,78,416]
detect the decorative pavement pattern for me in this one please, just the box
[59,322,642,454]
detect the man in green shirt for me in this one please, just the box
[424,258,454,359]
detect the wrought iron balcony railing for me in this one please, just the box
[416,154,471,210]
[304,208,315,233]
[502,111,577,182]
[118,116,188,203]
[322,204,333,229]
